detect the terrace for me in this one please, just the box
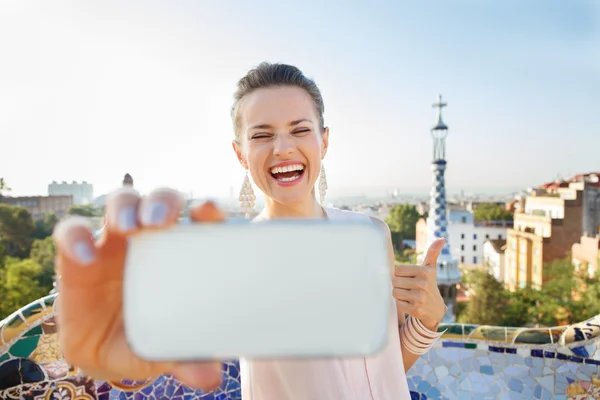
[1,295,599,399]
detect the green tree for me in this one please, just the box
[566,260,600,324]
[457,269,508,325]
[0,258,51,320]
[0,204,34,258]
[395,247,417,264]
[29,236,56,289]
[0,177,11,200]
[67,204,100,217]
[30,212,59,239]
[473,203,513,222]
[385,204,421,252]
[504,287,544,327]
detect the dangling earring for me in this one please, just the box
[318,162,328,205]
[239,170,255,218]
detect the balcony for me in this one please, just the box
[473,220,514,228]
[2,295,600,399]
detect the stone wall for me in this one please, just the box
[2,295,599,399]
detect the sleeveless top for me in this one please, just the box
[240,206,411,400]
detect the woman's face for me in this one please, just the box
[233,86,328,206]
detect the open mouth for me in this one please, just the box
[270,164,305,182]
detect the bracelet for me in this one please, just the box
[412,317,444,339]
[400,316,446,355]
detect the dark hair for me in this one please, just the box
[231,62,325,141]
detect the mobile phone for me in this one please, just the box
[123,219,392,361]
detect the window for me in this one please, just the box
[473,256,478,264]
[461,244,465,251]
[473,245,477,251]
[461,233,465,239]
[461,216,467,223]
[461,256,465,263]
[473,234,477,240]
[485,234,490,239]
[498,234,502,239]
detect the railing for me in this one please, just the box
[473,220,514,228]
[2,295,599,399]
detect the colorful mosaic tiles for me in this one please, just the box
[2,294,600,399]
[0,295,240,400]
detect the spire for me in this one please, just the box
[420,93,461,323]
[123,173,133,187]
[430,94,449,161]
[432,94,448,131]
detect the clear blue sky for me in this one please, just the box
[1,0,598,198]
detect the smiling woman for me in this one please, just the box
[50,62,448,400]
[231,68,329,217]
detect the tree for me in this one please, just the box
[29,237,56,289]
[473,203,513,222]
[31,212,59,239]
[385,204,421,252]
[67,204,100,217]
[457,269,508,325]
[0,204,34,258]
[0,177,11,200]
[0,258,51,320]
[395,247,417,264]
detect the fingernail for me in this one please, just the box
[118,206,138,231]
[73,241,96,265]
[141,201,169,226]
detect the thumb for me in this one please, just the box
[422,238,446,267]
[172,361,223,390]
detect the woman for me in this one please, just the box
[53,62,448,399]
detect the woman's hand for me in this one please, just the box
[392,238,448,330]
[53,187,225,389]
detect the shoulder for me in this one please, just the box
[368,216,391,236]
[325,207,391,236]
[323,206,370,221]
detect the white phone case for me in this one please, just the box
[123,219,392,361]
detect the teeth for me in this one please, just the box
[277,174,302,182]
[270,164,304,174]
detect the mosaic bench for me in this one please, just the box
[1,295,599,399]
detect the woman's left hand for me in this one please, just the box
[393,238,448,330]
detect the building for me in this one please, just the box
[123,173,134,187]
[505,173,600,291]
[483,239,507,282]
[416,208,512,266]
[2,195,73,220]
[48,181,93,205]
[416,94,461,323]
[572,235,600,277]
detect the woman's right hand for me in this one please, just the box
[53,187,225,390]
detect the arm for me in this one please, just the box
[369,217,427,372]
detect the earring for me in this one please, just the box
[318,163,328,205]
[239,170,255,218]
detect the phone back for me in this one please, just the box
[123,219,392,361]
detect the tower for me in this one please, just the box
[123,173,134,187]
[422,94,461,322]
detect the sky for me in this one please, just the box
[1,0,598,199]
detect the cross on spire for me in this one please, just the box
[432,94,448,131]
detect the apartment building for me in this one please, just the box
[1,195,73,220]
[505,173,600,291]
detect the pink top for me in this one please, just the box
[241,207,410,399]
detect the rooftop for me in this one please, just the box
[487,238,507,254]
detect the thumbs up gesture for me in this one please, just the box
[393,238,448,330]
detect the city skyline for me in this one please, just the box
[1,1,598,198]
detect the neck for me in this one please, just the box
[261,196,325,220]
